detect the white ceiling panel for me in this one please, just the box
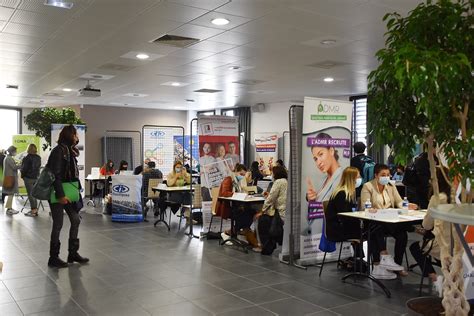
[0,32,45,46]
[188,40,236,53]
[190,12,252,30]
[0,0,20,9]
[207,30,257,46]
[0,41,40,54]
[10,9,70,27]
[0,6,14,20]
[167,0,230,11]
[171,48,216,60]
[202,53,243,64]
[171,24,225,41]
[151,1,208,23]
[216,0,278,19]
[3,22,57,39]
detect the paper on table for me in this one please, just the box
[232,192,248,200]
[399,215,424,221]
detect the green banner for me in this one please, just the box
[311,115,347,121]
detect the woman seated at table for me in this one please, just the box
[165,161,192,221]
[361,163,418,279]
[246,161,264,186]
[100,159,115,176]
[254,165,288,254]
[409,166,450,297]
[116,160,129,174]
[217,164,259,249]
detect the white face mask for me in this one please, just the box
[355,178,362,188]
[378,176,390,186]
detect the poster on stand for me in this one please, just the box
[201,201,231,237]
[254,132,278,175]
[51,124,86,196]
[198,116,239,202]
[111,175,143,222]
[174,135,199,170]
[299,97,353,264]
[12,135,41,161]
[143,127,180,179]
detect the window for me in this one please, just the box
[0,108,21,150]
[197,110,215,116]
[222,109,235,116]
[352,97,367,144]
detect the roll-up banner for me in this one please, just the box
[111,175,143,222]
[299,97,353,264]
[198,116,239,202]
[143,127,178,179]
[51,124,86,196]
[254,132,278,175]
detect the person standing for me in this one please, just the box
[3,146,21,215]
[47,125,89,268]
[350,141,374,198]
[21,144,42,217]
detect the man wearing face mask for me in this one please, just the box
[361,164,418,279]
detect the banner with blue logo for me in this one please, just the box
[111,174,143,222]
[143,127,180,179]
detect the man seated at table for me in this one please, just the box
[216,163,259,249]
[159,161,192,222]
[142,161,163,219]
[361,163,418,279]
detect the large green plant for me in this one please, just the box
[368,0,472,313]
[24,107,86,150]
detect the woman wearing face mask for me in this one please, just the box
[100,160,115,176]
[166,161,192,221]
[304,133,343,235]
[116,160,129,174]
[361,163,418,279]
[3,146,21,215]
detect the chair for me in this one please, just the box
[318,201,361,277]
[178,184,202,230]
[413,232,442,296]
[142,178,162,220]
[207,187,224,235]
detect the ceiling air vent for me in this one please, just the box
[194,88,222,93]
[151,34,200,48]
[232,79,265,86]
[6,84,18,89]
[98,63,136,72]
[307,60,348,69]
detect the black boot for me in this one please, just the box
[48,241,68,268]
[67,239,89,264]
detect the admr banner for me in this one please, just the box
[299,97,353,264]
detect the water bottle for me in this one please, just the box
[364,199,372,211]
[402,197,409,210]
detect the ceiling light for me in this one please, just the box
[171,82,181,87]
[44,0,74,9]
[323,77,335,82]
[136,53,150,60]
[62,88,72,92]
[320,39,337,45]
[211,18,230,26]
[229,66,240,70]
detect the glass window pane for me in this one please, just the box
[0,108,20,149]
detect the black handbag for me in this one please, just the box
[31,167,55,200]
[269,209,284,244]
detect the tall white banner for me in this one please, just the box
[254,132,278,175]
[143,127,178,179]
[299,97,353,264]
[51,124,86,196]
[111,175,143,222]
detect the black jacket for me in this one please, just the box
[47,144,79,199]
[325,191,359,241]
[21,154,41,179]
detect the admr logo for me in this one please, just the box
[112,184,130,194]
[317,102,339,113]
[150,130,166,138]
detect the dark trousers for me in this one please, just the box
[409,241,439,276]
[371,224,408,264]
[258,214,276,255]
[50,203,81,245]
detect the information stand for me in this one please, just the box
[111,174,143,222]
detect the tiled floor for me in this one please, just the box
[0,200,438,315]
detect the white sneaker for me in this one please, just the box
[371,265,397,280]
[433,276,443,297]
[380,254,404,271]
[221,232,233,246]
[6,209,19,215]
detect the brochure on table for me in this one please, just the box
[111,174,143,222]
[298,97,353,264]
[254,132,278,175]
[51,124,86,197]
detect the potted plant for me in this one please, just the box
[24,107,86,150]
[367,0,473,314]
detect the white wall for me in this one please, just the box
[249,101,303,162]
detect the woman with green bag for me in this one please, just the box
[46,125,89,268]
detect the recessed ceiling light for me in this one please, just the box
[44,0,74,9]
[320,39,337,45]
[211,18,230,26]
[62,88,72,92]
[171,82,181,87]
[323,77,335,82]
[136,53,150,60]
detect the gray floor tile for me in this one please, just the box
[0,302,23,316]
[244,271,292,286]
[172,284,223,300]
[26,304,87,316]
[259,297,323,315]
[298,290,357,309]
[216,305,276,316]
[234,286,290,304]
[16,294,75,314]
[132,289,187,310]
[0,289,14,304]
[210,277,262,292]
[270,281,322,297]
[329,301,401,315]
[9,283,61,301]
[192,293,253,314]
[149,301,212,316]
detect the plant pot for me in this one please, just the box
[406,297,474,316]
